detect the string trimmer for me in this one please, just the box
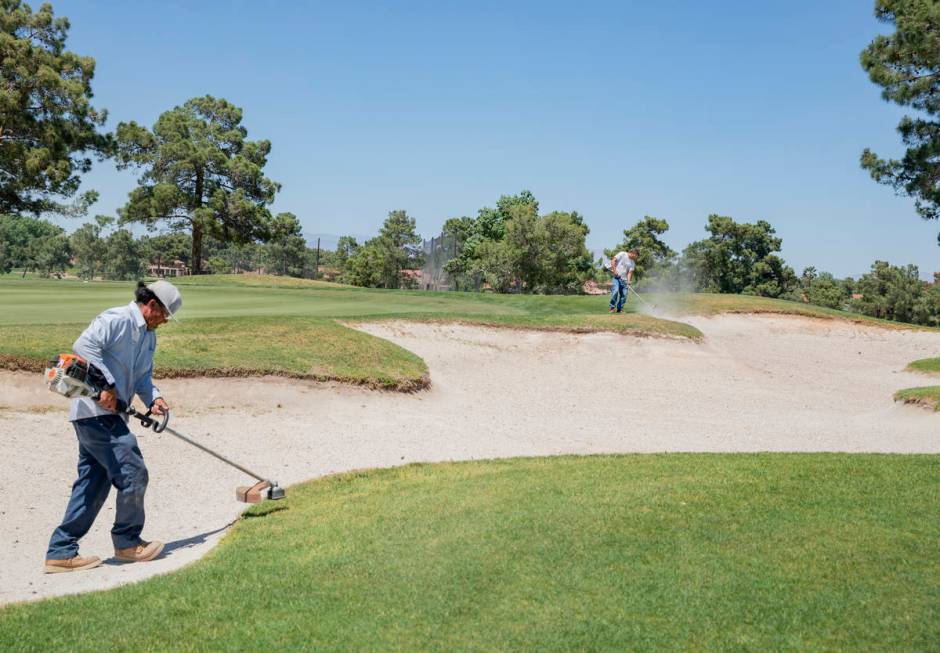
[125,405,285,503]
[628,285,658,310]
[44,354,286,503]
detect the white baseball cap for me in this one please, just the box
[147,280,182,319]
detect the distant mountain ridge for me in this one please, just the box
[303,233,371,251]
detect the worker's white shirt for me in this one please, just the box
[614,252,635,278]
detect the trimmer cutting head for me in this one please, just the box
[236,480,286,503]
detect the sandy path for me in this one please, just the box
[1,315,937,604]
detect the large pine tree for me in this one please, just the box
[0,1,109,215]
[861,0,940,242]
[115,96,280,273]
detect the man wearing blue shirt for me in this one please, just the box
[44,280,182,573]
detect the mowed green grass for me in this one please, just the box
[0,276,698,388]
[0,274,696,329]
[896,359,940,412]
[2,275,932,387]
[1,455,937,651]
[895,387,940,411]
[908,357,940,376]
[0,278,432,389]
[0,316,427,389]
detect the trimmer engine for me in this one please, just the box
[44,353,108,399]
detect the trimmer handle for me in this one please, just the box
[123,403,170,433]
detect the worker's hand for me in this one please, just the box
[98,388,118,413]
[150,397,169,416]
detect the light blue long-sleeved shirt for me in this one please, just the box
[69,301,162,421]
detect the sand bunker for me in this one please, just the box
[1,314,937,604]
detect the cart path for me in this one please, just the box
[1,314,937,605]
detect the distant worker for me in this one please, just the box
[608,249,638,313]
[44,280,182,574]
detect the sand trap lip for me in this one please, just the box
[1,314,938,605]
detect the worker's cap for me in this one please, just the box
[147,280,182,319]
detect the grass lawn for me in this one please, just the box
[1,275,933,388]
[0,274,699,332]
[0,276,698,388]
[894,386,940,411]
[0,315,429,390]
[908,358,940,376]
[1,454,937,651]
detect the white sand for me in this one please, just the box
[0,314,937,604]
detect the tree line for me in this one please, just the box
[0,211,312,280]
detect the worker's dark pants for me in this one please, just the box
[609,277,629,311]
[46,415,149,559]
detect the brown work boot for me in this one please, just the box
[114,540,164,563]
[44,555,102,574]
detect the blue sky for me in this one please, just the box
[60,0,937,278]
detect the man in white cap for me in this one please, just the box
[44,280,182,573]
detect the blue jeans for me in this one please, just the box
[609,277,629,311]
[46,415,149,559]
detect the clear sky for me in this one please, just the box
[59,0,937,279]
